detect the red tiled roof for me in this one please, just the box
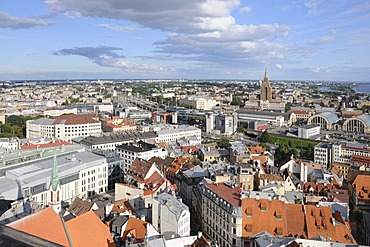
[122,217,148,243]
[205,182,241,207]
[241,199,356,243]
[351,174,370,202]
[8,207,70,246]
[56,114,99,125]
[66,210,114,247]
[21,140,71,150]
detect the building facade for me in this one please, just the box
[260,71,272,102]
[26,114,102,141]
[152,192,190,239]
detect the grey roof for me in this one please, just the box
[0,152,106,200]
[183,165,207,179]
[253,233,294,247]
[355,114,370,127]
[80,131,157,146]
[112,215,130,228]
[30,117,55,125]
[317,112,339,124]
[154,192,189,220]
[236,109,292,121]
[156,126,200,135]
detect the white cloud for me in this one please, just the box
[311,67,321,73]
[96,23,142,32]
[0,12,52,29]
[53,46,168,73]
[309,35,334,45]
[239,6,252,14]
[44,0,290,70]
[275,64,283,69]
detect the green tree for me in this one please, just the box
[193,158,201,166]
[217,137,231,149]
[258,131,272,143]
[285,102,292,112]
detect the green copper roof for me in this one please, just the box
[51,150,59,191]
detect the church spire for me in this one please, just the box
[51,150,59,191]
[264,68,268,81]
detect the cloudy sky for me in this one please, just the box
[0,0,369,81]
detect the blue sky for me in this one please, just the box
[0,0,369,81]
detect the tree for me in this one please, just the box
[97,98,103,103]
[231,96,244,107]
[193,158,201,166]
[285,102,292,112]
[258,131,272,143]
[217,137,231,149]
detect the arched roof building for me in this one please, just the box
[343,114,370,134]
[307,112,339,130]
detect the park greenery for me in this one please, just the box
[0,115,39,138]
[258,131,319,165]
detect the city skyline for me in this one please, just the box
[1,0,370,81]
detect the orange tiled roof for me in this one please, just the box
[241,199,356,243]
[248,145,265,155]
[205,182,241,207]
[111,199,131,214]
[56,114,99,125]
[7,207,70,246]
[21,140,71,150]
[66,210,115,247]
[251,155,268,164]
[351,174,370,202]
[122,217,148,243]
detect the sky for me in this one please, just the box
[0,0,369,81]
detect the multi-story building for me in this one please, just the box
[260,71,272,102]
[93,150,124,191]
[155,126,201,144]
[236,109,295,127]
[152,192,190,239]
[179,96,218,111]
[100,117,137,132]
[201,182,243,247]
[0,138,20,150]
[288,107,314,121]
[214,114,237,136]
[115,141,168,175]
[332,141,370,165]
[0,151,108,218]
[78,131,157,151]
[314,143,332,170]
[298,125,320,139]
[26,114,102,141]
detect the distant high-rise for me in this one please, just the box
[260,70,272,101]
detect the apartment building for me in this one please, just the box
[115,141,168,175]
[152,192,190,239]
[155,126,201,144]
[0,151,108,217]
[298,125,320,139]
[201,182,243,247]
[26,114,101,141]
[179,96,218,110]
[314,143,332,170]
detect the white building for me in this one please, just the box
[26,114,102,141]
[155,126,201,144]
[152,192,190,239]
[179,96,218,111]
[201,182,243,247]
[0,138,20,150]
[298,125,320,139]
[115,141,168,174]
[314,143,332,170]
[0,151,108,214]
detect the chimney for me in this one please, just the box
[197,231,202,239]
[267,194,272,202]
[255,193,260,201]
[141,215,146,221]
